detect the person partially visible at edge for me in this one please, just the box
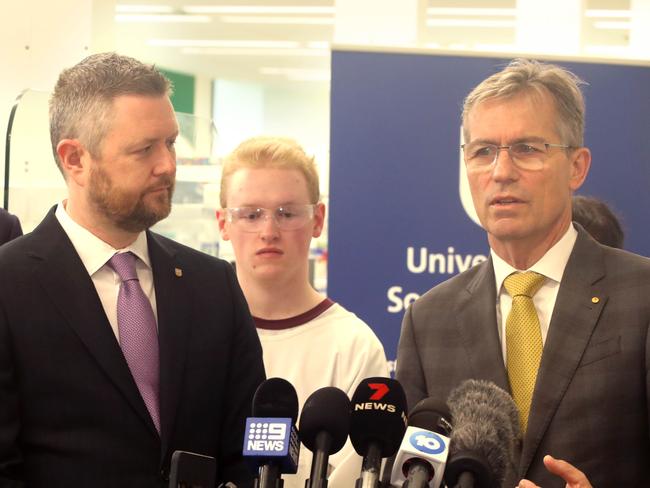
[0,52,265,487]
[217,136,389,488]
[572,194,624,249]
[0,208,22,245]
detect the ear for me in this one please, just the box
[216,209,231,241]
[312,202,326,238]
[56,139,90,185]
[568,147,591,191]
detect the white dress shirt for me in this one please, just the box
[55,202,158,341]
[492,224,578,364]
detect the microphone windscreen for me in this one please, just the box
[299,386,350,455]
[446,379,520,485]
[252,377,299,423]
[408,397,452,436]
[349,377,408,457]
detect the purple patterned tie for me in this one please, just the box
[108,252,161,433]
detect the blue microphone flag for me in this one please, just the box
[242,417,299,474]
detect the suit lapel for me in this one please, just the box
[30,209,158,436]
[519,229,607,477]
[148,232,191,461]
[456,258,510,391]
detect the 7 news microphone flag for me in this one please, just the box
[349,377,408,488]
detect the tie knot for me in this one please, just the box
[504,271,545,298]
[108,252,138,282]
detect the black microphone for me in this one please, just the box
[390,398,452,488]
[444,379,520,488]
[242,378,300,488]
[299,386,351,488]
[349,377,408,488]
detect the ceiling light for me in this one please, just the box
[116,4,174,13]
[181,47,330,57]
[183,6,335,15]
[426,19,515,28]
[307,41,330,49]
[426,7,515,16]
[219,15,334,25]
[583,45,635,56]
[259,67,330,81]
[148,39,301,48]
[594,21,631,30]
[473,43,517,52]
[585,9,631,18]
[116,14,210,22]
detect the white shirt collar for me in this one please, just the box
[55,201,151,275]
[492,223,578,292]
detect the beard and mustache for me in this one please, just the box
[88,163,175,233]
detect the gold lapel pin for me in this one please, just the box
[175,268,183,277]
[591,296,600,304]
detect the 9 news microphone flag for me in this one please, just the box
[242,378,300,488]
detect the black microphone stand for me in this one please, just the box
[306,431,332,488]
[401,460,432,488]
[256,464,283,488]
[453,471,477,488]
[355,443,381,488]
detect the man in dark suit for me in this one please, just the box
[396,59,650,488]
[0,208,22,244]
[0,52,265,487]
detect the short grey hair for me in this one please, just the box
[462,58,587,147]
[49,52,172,173]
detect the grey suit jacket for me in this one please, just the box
[396,227,650,487]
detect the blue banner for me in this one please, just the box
[328,50,650,365]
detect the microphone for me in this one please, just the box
[444,379,520,488]
[390,398,452,488]
[349,377,408,488]
[242,378,301,488]
[299,386,351,488]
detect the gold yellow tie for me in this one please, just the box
[504,271,546,433]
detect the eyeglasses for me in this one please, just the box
[225,204,316,232]
[461,141,576,172]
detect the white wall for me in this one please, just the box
[0,0,95,217]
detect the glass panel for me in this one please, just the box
[4,89,66,232]
[4,89,222,256]
[152,112,221,256]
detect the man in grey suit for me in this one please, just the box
[396,59,650,488]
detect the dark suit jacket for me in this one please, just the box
[0,209,22,245]
[0,207,266,487]
[396,227,650,487]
